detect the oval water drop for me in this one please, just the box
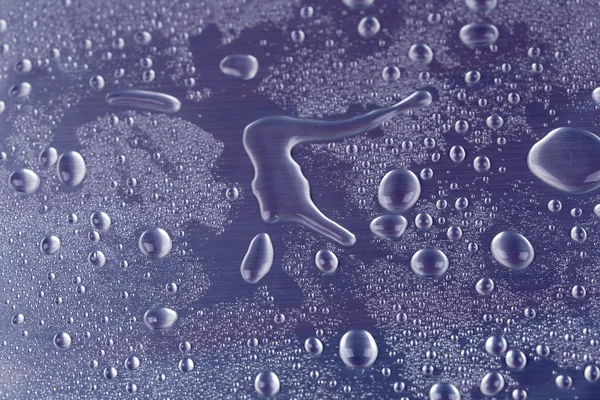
[219,54,259,80]
[240,233,274,284]
[57,151,87,187]
[429,383,461,400]
[527,127,600,193]
[143,307,178,330]
[315,249,338,274]
[490,231,534,270]
[459,23,499,47]
[480,371,505,396]
[8,168,40,194]
[369,215,408,238]
[254,371,280,396]
[339,329,378,368]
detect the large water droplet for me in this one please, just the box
[53,332,72,349]
[369,215,408,238]
[410,248,449,277]
[378,169,421,213]
[429,383,461,400]
[57,151,87,187]
[490,231,534,270]
[342,0,374,9]
[465,0,497,13]
[480,371,505,396]
[8,168,40,194]
[485,335,507,355]
[40,235,61,255]
[505,349,527,370]
[339,329,378,368]
[240,233,274,284]
[254,371,280,396]
[358,16,381,38]
[143,307,178,330]
[315,249,338,274]
[527,127,600,193]
[139,228,172,259]
[459,23,499,47]
[408,44,434,64]
[219,54,259,80]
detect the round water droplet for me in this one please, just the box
[485,335,507,355]
[57,151,87,187]
[480,371,505,396]
[103,367,118,379]
[304,337,323,355]
[254,371,280,396]
[490,231,534,270]
[585,365,600,382]
[358,16,380,38]
[143,307,178,330]
[339,329,378,368]
[90,211,111,231]
[40,235,61,255]
[378,169,421,212]
[429,383,461,400]
[527,127,600,193]
[505,349,527,370]
[449,145,466,163]
[555,375,572,389]
[8,168,40,194]
[125,356,140,370]
[474,156,491,172]
[570,226,587,243]
[382,65,401,82]
[315,249,338,274]
[486,114,504,129]
[369,215,408,238]
[408,44,434,64]
[139,228,172,259]
[88,250,106,267]
[53,332,72,349]
[476,278,494,295]
[219,54,259,80]
[178,358,194,373]
[410,248,449,277]
[459,23,499,47]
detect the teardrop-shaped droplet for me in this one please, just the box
[143,307,178,330]
[480,371,505,396]
[339,329,378,368]
[527,127,600,194]
[410,248,449,277]
[459,23,499,47]
[8,168,40,194]
[378,169,421,213]
[490,231,534,270]
[369,215,408,238]
[220,54,259,80]
[57,151,87,187]
[241,233,274,284]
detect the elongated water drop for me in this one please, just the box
[8,168,40,194]
[57,151,87,187]
[244,90,432,246]
[241,233,274,284]
[143,307,178,330]
[369,215,408,238]
[490,231,534,270]
[459,23,499,47]
[219,54,259,80]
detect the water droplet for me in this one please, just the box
[57,151,87,187]
[40,235,61,255]
[408,44,434,64]
[219,54,259,80]
[8,168,40,194]
[53,332,72,349]
[485,335,507,355]
[143,307,178,330]
[465,0,497,13]
[490,231,534,270]
[90,211,111,231]
[39,147,58,167]
[528,127,600,193]
[358,16,381,38]
[178,358,194,372]
[339,329,378,368]
[378,169,421,213]
[304,337,324,355]
[429,383,461,400]
[106,90,181,113]
[240,233,274,284]
[480,371,505,396]
[369,215,408,238]
[254,371,280,396]
[474,156,491,172]
[315,249,338,274]
[459,23,499,47]
[139,228,172,259]
[410,248,449,277]
[505,349,527,370]
[342,0,374,9]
